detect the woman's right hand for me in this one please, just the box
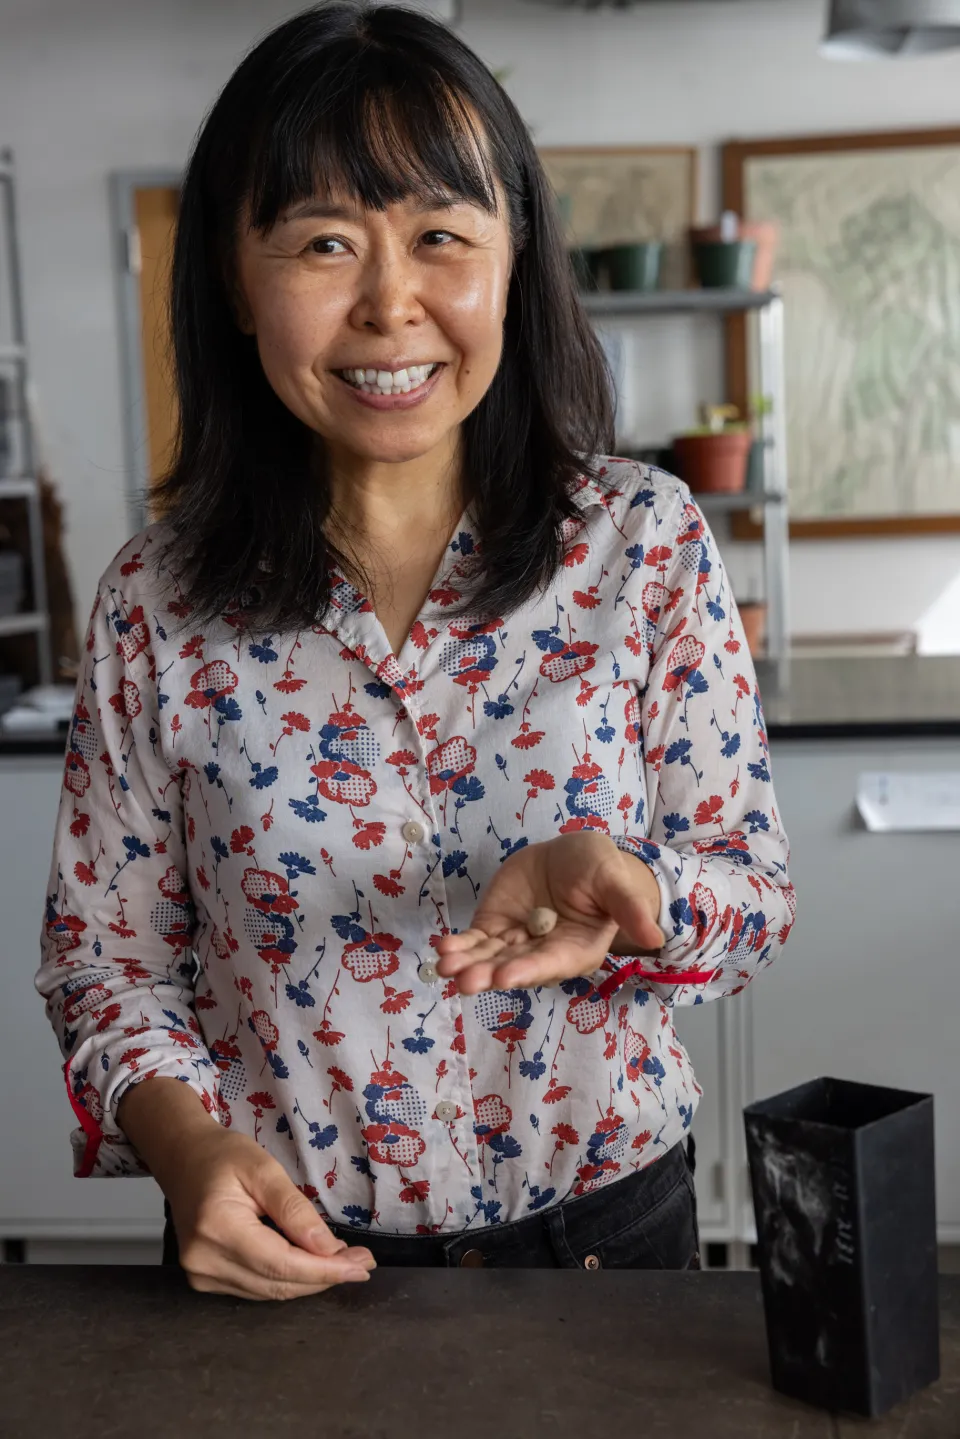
[117,1075,375,1300]
[163,1124,376,1300]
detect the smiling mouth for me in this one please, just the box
[335,362,443,397]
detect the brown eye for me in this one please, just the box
[308,236,348,255]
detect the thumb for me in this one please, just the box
[595,855,666,950]
[253,1165,348,1258]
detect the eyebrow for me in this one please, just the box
[279,195,475,226]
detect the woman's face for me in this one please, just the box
[233,175,513,475]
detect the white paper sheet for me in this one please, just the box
[856,772,960,833]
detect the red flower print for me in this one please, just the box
[694,795,725,827]
[644,545,673,568]
[240,868,299,916]
[624,1027,652,1084]
[158,865,189,904]
[399,1178,431,1204]
[64,751,91,797]
[539,641,598,684]
[362,1121,426,1167]
[249,1010,279,1050]
[662,634,705,693]
[46,910,86,956]
[311,757,377,807]
[342,932,402,983]
[281,711,311,732]
[473,1093,512,1143]
[426,735,477,794]
[565,988,610,1035]
[184,660,239,709]
[115,605,150,665]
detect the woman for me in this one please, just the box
[36,2,795,1300]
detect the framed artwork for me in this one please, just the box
[539,145,698,290]
[724,127,960,538]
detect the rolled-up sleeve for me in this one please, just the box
[35,583,219,1176]
[607,484,796,1006]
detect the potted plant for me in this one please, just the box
[690,211,779,291]
[672,403,752,494]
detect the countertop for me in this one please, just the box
[2,655,960,758]
[755,655,960,740]
[0,1268,957,1438]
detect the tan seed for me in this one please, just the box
[527,907,558,938]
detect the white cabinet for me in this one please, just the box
[674,994,750,1243]
[0,757,163,1239]
[745,738,960,1242]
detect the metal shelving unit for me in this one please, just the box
[0,148,53,687]
[581,286,790,664]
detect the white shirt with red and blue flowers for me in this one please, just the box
[36,458,795,1234]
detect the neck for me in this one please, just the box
[324,433,465,550]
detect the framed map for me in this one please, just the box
[725,128,960,537]
[539,146,698,291]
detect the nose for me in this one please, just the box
[348,252,427,334]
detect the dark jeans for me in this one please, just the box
[162,1134,700,1271]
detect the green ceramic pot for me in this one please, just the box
[693,240,757,289]
[604,241,663,292]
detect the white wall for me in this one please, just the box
[2,0,960,648]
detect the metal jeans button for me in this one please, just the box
[459,1249,484,1268]
[584,1254,601,1270]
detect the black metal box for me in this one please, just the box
[744,1076,939,1417]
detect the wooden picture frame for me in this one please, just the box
[539,145,698,290]
[724,127,960,539]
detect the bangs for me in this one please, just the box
[244,44,502,233]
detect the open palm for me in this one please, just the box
[434,831,664,994]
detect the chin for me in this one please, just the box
[341,429,453,466]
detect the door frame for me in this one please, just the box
[110,169,182,535]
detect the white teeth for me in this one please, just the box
[340,362,439,395]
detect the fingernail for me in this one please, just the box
[344,1268,371,1282]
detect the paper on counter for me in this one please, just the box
[856,772,960,832]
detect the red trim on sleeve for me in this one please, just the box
[64,1061,103,1178]
[596,962,721,1000]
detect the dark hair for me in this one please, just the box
[156,1,615,631]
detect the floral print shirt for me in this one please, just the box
[35,458,795,1234]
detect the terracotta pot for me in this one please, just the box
[689,221,779,291]
[672,430,752,493]
[738,601,767,659]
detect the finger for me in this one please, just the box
[436,935,509,976]
[254,1166,371,1263]
[434,928,489,954]
[596,865,666,950]
[491,934,608,990]
[229,1209,376,1287]
[189,1247,371,1301]
[451,959,501,995]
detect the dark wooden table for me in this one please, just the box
[1,1268,957,1438]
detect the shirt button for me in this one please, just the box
[401,820,425,844]
[418,961,439,985]
[435,1100,458,1122]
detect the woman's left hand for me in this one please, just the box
[434,831,665,994]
